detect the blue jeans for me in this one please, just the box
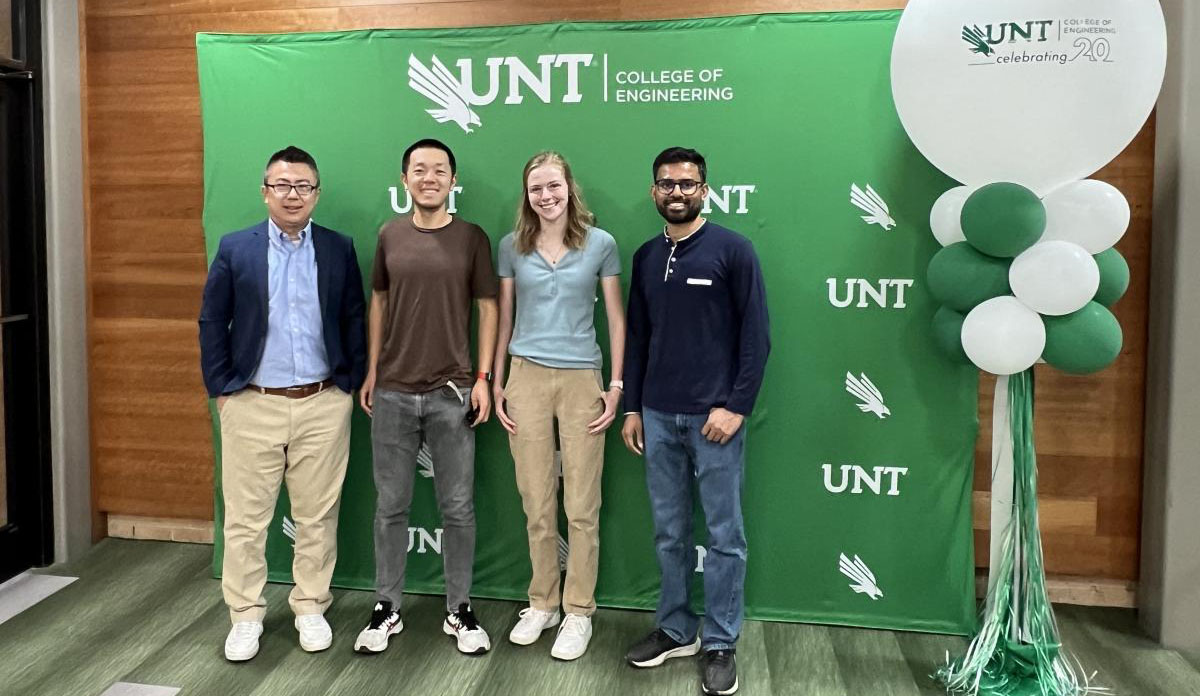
[642,406,747,651]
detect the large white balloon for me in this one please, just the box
[1009,241,1100,316]
[929,186,971,246]
[892,0,1166,195]
[1041,179,1131,252]
[961,296,1046,375]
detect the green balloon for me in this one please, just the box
[932,306,971,364]
[1043,302,1123,375]
[926,242,1012,312]
[960,182,1046,258]
[1093,248,1130,307]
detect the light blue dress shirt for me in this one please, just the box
[250,219,330,387]
[498,226,621,369]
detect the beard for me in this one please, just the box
[656,195,703,224]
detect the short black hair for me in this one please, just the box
[402,138,457,175]
[652,147,706,183]
[265,145,319,183]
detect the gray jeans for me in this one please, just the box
[371,384,475,611]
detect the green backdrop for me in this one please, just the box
[198,10,979,635]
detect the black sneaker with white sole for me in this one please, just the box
[354,601,403,654]
[443,603,491,654]
[624,628,701,668]
[701,649,738,695]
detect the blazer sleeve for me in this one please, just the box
[342,237,368,390]
[198,237,236,398]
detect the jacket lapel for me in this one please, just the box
[312,223,332,316]
[251,221,270,318]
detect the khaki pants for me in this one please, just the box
[504,357,605,616]
[219,386,352,623]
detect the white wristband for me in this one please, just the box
[609,380,624,390]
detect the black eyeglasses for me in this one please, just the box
[264,181,319,197]
[654,178,703,195]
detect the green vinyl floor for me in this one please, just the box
[0,539,1197,696]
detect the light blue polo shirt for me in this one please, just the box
[498,226,621,369]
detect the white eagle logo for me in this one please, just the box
[558,533,569,572]
[281,516,297,546]
[850,183,896,230]
[839,553,883,600]
[417,442,435,479]
[408,54,482,133]
[845,372,890,419]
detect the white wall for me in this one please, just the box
[1140,0,1200,669]
[41,0,91,562]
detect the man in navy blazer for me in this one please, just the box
[199,145,366,662]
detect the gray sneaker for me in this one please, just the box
[624,628,700,668]
[702,649,738,695]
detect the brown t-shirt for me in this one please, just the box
[371,216,498,392]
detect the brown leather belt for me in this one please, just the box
[247,379,334,399]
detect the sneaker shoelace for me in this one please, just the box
[707,650,733,668]
[452,604,481,631]
[560,615,588,637]
[368,602,396,630]
[231,623,259,639]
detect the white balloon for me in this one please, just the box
[1009,241,1100,316]
[891,0,1166,195]
[929,186,972,246]
[1041,179,1131,252]
[961,296,1046,375]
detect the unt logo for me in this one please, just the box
[408,53,595,133]
[839,553,883,600]
[701,185,756,215]
[823,464,908,497]
[826,278,914,309]
[408,527,443,555]
[962,20,1055,56]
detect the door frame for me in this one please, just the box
[0,0,53,583]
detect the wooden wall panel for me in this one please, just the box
[82,0,1151,583]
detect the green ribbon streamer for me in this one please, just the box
[937,370,1105,696]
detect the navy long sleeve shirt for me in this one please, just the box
[624,221,770,416]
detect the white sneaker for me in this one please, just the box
[508,607,561,646]
[550,614,592,661]
[443,603,491,655]
[354,602,404,654]
[224,621,263,662]
[295,614,332,652]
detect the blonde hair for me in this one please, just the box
[514,151,594,255]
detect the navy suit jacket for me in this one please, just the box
[198,220,367,398]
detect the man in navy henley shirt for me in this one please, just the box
[621,147,769,696]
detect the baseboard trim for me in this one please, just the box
[107,515,213,544]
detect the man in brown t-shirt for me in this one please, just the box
[354,139,499,656]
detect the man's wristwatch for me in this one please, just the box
[476,371,492,382]
[609,380,624,391]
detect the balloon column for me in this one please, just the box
[891,1,1165,694]
[928,180,1129,377]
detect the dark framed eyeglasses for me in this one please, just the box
[264,181,319,197]
[654,178,703,195]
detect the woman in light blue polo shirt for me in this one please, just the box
[493,151,626,661]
